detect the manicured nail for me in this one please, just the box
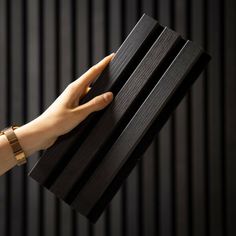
[108,52,115,58]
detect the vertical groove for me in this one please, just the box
[104,0,111,235]
[186,0,193,236]
[5,0,12,235]
[219,0,226,235]
[38,0,45,236]
[203,0,210,234]
[55,0,61,236]
[22,0,28,235]
[71,0,77,235]
[170,0,176,235]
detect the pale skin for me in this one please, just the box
[0,53,115,176]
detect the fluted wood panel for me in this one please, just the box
[0,0,235,236]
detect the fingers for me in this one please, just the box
[72,53,115,96]
[73,91,114,119]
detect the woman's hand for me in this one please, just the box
[15,53,115,156]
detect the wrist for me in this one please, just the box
[14,118,56,157]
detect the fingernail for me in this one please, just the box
[108,52,115,58]
[104,92,113,102]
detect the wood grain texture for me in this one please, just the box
[71,41,210,222]
[50,27,181,201]
[28,13,161,186]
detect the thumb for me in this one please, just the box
[74,91,114,118]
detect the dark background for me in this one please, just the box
[0,0,235,235]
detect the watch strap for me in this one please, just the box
[0,126,27,166]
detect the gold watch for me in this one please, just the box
[0,125,27,166]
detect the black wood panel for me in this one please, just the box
[49,27,179,202]
[29,12,211,223]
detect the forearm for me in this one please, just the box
[0,118,55,176]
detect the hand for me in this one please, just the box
[15,53,115,156]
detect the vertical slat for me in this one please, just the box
[203,0,210,235]
[108,1,122,236]
[92,0,105,62]
[22,0,28,235]
[38,0,45,235]
[174,1,189,236]
[71,0,78,235]
[123,1,139,236]
[170,2,177,236]
[92,1,106,235]
[225,0,236,235]
[142,143,156,236]
[27,1,40,235]
[54,0,61,235]
[5,0,12,235]
[76,0,90,235]
[191,0,207,236]
[109,0,121,52]
[77,0,89,76]
[219,0,226,235]
[159,120,172,236]
[208,0,224,235]
[92,0,106,236]
[152,2,159,236]
[158,0,173,236]
[0,0,7,235]
[136,2,143,236]
[59,1,73,235]
[43,1,56,236]
[120,1,127,235]
[140,2,156,236]
[10,1,24,235]
[60,0,72,90]
[88,1,95,236]
[104,0,111,235]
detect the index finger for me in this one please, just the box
[73,53,115,90]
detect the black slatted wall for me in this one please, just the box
[0,0,235,236]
